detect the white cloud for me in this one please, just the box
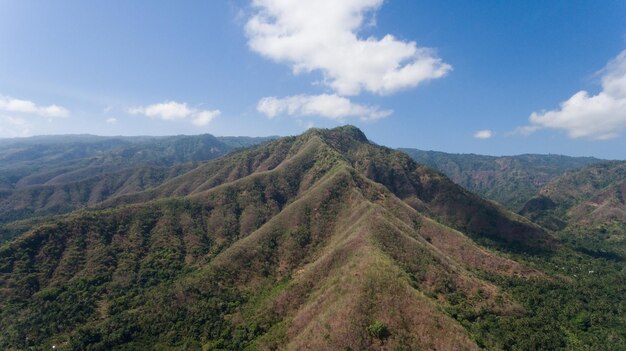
[128,101,220,126]
[257,94,392,121]
[191,110,220,126]
[106,117,118,124]
[128,101,194,121]
[0,116,31,137]
[0,95,69,118]
[525,50,626,140]
[246,0,451,96]
[473,129,494,139]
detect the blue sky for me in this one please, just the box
[1,0,625,158]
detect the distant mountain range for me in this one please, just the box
[399,147,626,236]
[521,161,626,231]
[400,149,604,211]
[0,134,273,235]
[0,134,275,189]
[1,127,625,350]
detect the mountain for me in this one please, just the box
[0,134,273,190]
[0,134,273,232]
[0,164,196,226]
[0,126,552,350]
[521,161,626,231]
[399,149,603,211]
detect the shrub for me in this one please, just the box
[367,321,390,340]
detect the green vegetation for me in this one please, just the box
[444,228,626,350]
[367,321,390,340]
[0,126,624,350]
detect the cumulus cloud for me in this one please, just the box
[191,110,221,126]
[246,0,451,96]
[0,95,69,118]
[257,94,392,121]
[473,130,494,139]
[0,116,31,137]
[106,117,118,124]
[128,101,220,126]
[128,101,193,121]
[525,50,626,140]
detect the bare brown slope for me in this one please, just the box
[322,127,549,251]
[568,180,626,225]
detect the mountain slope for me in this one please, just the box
[400,149,603,211]
[0,133,273,190]
[107,127,549,251]
[0,134,273,232]
[0,126,549,350]
[521,161,626,230]
[0,164,196,225]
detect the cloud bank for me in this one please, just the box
[525,50,626,140]
[129,101,220,126]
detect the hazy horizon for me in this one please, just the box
[0,126,621,160]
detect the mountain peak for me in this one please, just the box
[0,125,552,350]
[303,125,369,143]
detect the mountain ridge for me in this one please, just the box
[0,126,549,350]
[400,148,605,211]
[0,134,274,237]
